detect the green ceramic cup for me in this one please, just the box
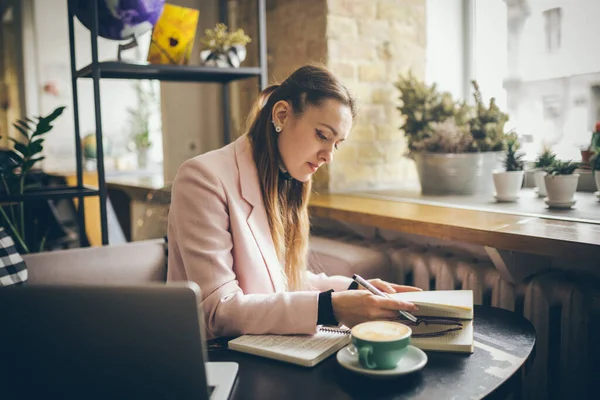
[351,321,412,370]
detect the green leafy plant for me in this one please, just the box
[395,73,509,153]
[412,119,473,153]
[590,122,600,151]
[545,160,580,176]
[469,80,509,152]
[591,151,600,173]
[503,131,525,172]
[395,72,472,153]
[534,147,557,169]
[0,106,66,253]
[590,123,600,172]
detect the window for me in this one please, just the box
[473,0,600,161]
[542,95,561,120]
[543,7,562,53]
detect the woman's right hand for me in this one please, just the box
[330,290,417,328]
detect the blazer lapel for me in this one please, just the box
[234,136,285,293]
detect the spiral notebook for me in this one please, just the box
[227,327,351,367]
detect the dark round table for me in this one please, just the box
[208,305,536,400]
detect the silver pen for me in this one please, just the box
[352,274,418,323]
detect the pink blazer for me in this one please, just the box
[167,135,352,339]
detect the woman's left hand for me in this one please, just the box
[363,278,422,294]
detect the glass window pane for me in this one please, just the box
[474,0,600,161]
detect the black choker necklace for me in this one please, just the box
[279,169,293,181]
[278,161,292,181]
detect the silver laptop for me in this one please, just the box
[0,282,238,400]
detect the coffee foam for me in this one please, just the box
[352,321,410,342]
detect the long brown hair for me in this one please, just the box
[246,65,356,291]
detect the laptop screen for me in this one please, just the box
[0,283,215,399]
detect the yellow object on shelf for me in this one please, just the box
[147,4,199,65]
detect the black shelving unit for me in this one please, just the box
[65,0,268,246]
[74,62,263,82]
[2,187,99,203]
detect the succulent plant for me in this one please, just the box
[503,131,525,172]
[545,160,580,176]
[534,147,557,169]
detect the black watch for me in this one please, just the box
[317,289,338,326]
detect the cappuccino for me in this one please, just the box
[352,321,411,342]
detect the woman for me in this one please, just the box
[167,65,420,340]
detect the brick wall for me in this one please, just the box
[233,0,426,192]
[266,0,328,81]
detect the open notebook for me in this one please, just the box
[229,290,474,366]
[228,327,350,367]
[391,290,474,354]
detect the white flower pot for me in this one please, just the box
[493,170,524,202]
[533,170,547,197]
[544,174,580,203]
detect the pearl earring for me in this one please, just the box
[272,120,282,133]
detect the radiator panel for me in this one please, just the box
[314,233,595,399]
[523,272,590,400]
[388,245,594,400]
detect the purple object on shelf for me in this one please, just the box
[71,0,165,41]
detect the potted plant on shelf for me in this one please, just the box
[493,131,525,202]
[199,23,251,68]
[0,106,66,253]
[396,74,507,195]
[532,147,557,197]
[544,160,580,209]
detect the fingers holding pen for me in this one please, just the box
[332,276,420,327]
[332,290,416,327]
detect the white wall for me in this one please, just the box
[498,0,600,159]
[22,0,159,172]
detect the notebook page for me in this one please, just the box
[392,290,473,318]
[229,330,350,362]
[410,305,471,319]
